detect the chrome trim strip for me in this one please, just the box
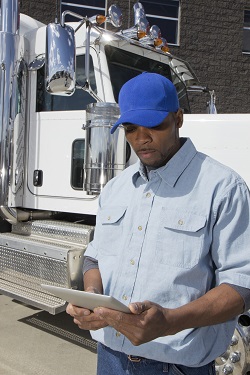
[0,0,19,223]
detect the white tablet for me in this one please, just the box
[41,284,130,313]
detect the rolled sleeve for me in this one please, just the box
[83,256,99,275]
[212,180,250,289]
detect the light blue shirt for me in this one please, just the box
[84,138,250,367]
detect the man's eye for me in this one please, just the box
[124,127,136,133]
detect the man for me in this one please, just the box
[67,73,250,375]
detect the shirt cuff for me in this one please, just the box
[225,283,250,311]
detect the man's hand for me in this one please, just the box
[94,300,170,345]
[66,286,108,331]
[66,303,108,331]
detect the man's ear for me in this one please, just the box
[176,109,184,129]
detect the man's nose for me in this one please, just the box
[135,126,152,142]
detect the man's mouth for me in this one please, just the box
[137,149,156,158]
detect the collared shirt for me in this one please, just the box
[84,138,250,367]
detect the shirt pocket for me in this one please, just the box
[156,208,207,269]
[98,206,127,256]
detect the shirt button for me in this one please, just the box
[178,219,184,225]
[138,226,142,231]
[116,332,121,337]
[107,216,111,221]
[130,259,135,265]
[146,193,151,198]
[122,294,128,300]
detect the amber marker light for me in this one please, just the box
[161,39,169,52]
[154,38,163,47]
[137,29,147,39]
[96,15,107,25]
[161,45,170,52]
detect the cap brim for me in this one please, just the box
[111,110,169,134]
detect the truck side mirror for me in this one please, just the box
[45,22,76,96]
[108,4,122,28]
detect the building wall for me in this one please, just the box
[20,0,250,114]
[172,0,250,113]
[20,0,57,25]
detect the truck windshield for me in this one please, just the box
[105,45,190,113]
[36,55,96,112]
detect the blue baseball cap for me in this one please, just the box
[111,72,179,134]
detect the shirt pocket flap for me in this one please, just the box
[162,208,207,233]
[100,206,127,225]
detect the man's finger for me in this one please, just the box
[94,305,148,332]
[66,303,91,317]
[129,301,152,314]
[94,307,131,329]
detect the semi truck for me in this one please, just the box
[0,0,250,373]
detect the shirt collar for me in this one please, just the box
[132,138,197,187]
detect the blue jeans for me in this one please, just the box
[97,343,216,375]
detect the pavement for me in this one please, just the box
[0,294,97,375]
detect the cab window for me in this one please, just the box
[105,45,190,113]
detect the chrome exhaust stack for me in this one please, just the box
[0,0,20,224]
[83,103,126,195]
[0,0,19,34]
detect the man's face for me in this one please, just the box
[123,110,183,168]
